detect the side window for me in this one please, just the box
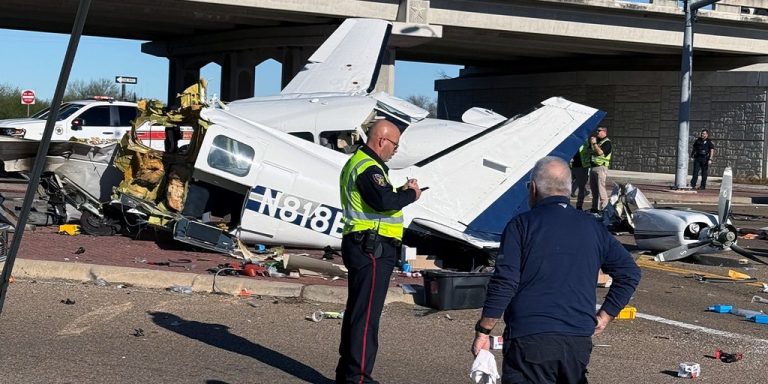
[76,106,111,127]
[117,106,138,126]
[289,131,314,143]
[207,135,255,177]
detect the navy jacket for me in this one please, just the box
[482,196,641,339]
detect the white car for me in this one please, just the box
[0,98,191,151]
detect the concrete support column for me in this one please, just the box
[374,48,396,94]
[221,52,258,102]
[715,3,742,13]
[168,57,202,107]
[281,47,311,90]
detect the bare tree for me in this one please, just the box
[405,94,437,117]
[64,78,120,101]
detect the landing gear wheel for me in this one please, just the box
[79,210,120,236]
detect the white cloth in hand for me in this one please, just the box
[470,349,500,384]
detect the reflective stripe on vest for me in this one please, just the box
[576,143,590,168]
[340,149,404,239]
[591,138,612,167]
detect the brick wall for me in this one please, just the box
[436,71,768,178]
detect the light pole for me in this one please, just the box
[675,0,721,189]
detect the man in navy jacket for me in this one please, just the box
[472,156,641,383]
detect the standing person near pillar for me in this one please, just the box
[589,126,612,213]
[336,119,422,384]
[690,129,715,190]
[570,141,591,210]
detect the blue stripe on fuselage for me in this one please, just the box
[465,110,606,240]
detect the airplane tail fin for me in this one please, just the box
[403,98,604,245]
[281,18,392,95]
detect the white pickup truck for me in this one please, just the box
[0,98,190,151]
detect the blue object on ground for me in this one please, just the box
[707,304,733,313]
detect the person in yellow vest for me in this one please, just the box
[336,119,422,384]
[589,126,612,213]
[570,141,591,210]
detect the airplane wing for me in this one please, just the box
[393,97,605,247]
[280,18,392,96]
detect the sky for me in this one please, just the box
[0,28,461,105]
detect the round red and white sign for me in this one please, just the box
[21,90,36,105]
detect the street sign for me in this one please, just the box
[20,90,35,105]
[115,76,138,84]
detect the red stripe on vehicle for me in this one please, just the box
[359,252,376,384]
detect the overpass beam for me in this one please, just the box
[281,47,312,90]
[374,49,396,94]
[220,51,264,101]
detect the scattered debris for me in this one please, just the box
[444,314,454,321]
[8,276,14,284]
[728,270,751,280]
[308,309,344,322]
[616,305,636,320]
[400,284,417,294]
[752,295,768,304]
[677,362,700,378]
[322,245,341,261]
[94,278,109,287]
[58,224,80,236]
[168,285,192,294]
[132,328,145,337]
[284,253,348,279]
[691,274,756,284]
[73,246,85,255]
[714,348,743,363]
[60,299,76,305]
[653,335,671,340]
[238,289,252,297]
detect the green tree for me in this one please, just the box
[64,78,120,101]
[0,83,50,119]
[405,94,437,117]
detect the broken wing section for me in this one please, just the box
[280,18,392,96]
[397,98,604,246]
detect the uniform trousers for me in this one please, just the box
[691,157,709,189]
[589,166,608,211]
[336,233,397,384]
[501,333,592,384]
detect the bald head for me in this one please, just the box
[530,156,572,201]
[366,120,401,162]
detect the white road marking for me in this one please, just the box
[58,302,134,336]
[598,304,768,344]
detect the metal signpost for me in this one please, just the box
[20,89,36,117]
[674,0,721,189]
[0,0,92,315]
[115,76,138,101]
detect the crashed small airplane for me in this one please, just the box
[631,167,767,264]
[5,18,604,260]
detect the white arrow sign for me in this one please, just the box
[115,76,138,84]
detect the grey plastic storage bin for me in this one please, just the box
[423,270,493,310]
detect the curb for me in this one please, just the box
[3,258,415,305]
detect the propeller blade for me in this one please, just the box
[730,244,768,266]
[717,167,733,225]
[655,240,712,262]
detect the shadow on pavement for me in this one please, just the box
[149,311,334,384]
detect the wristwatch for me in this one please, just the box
[475,322,492,335]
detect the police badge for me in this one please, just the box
[372,174,387,187]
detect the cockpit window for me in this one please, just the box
[207,135,255,177]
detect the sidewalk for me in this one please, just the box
[2,170,767,304]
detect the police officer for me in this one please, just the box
[589,126,612,213]
[690,129,716,190]
[336,120,422,384]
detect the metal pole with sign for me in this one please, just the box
[20,90,36,117]
[115,76,138,101]
[0,0,92,316]
[674,0,721,189]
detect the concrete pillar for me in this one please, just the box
[374,49,396,94]
[715,3,742,14]
[281,47,311,90]
[168,57,202,107]
[220,52,258,101]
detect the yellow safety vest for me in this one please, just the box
[340,149,405,240]
[591,138,612,168]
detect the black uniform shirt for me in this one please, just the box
[355,145,416,212]
[691,138,715,159]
